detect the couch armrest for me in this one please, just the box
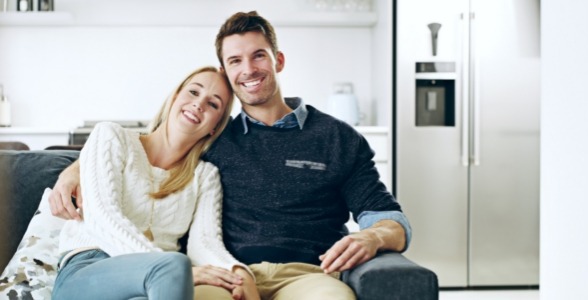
[341,252,438,300]
[0,150,80,271]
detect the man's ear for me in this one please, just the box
[276,51,285,73]
[219,65,225,73]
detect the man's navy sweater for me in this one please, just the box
[203,105,401,266]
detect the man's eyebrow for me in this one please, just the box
[226,55,240,62]
[226,49,267,62]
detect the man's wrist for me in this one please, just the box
[366,220,406,252]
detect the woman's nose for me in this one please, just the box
[192,101,204,112]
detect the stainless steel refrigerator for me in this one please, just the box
[395,0,540,287]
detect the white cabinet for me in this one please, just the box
[0,127,69,150]
[357,126,391,191]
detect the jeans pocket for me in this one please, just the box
[57,251,72,271]
[59,249,107,271]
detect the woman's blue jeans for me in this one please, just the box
[52,250,194,300]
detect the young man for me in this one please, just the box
[49,11,412,300]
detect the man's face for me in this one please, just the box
[221,31,284,108]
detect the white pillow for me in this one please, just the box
[0,188,65,300]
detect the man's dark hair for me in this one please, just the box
[215,11,279,67]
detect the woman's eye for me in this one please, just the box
[190,90,199,96]
[208,102,219,109]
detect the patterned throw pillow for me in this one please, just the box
[0,188,65,300]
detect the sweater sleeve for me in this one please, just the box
[340,129,412,250]
[80,122,162,256]
[187,163,254,280]
[342,132,402,219]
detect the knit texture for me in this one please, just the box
[59,122,248,273]
[204,105,401,265]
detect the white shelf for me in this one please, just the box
[0,12,74,26]
[0,11,376,27]
[269,12,377,27]
[415,73,457,80]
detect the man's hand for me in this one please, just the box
[231,285,245,300]
[319,220,406,274]
[319,231,379,274]
[48,160,83,220]
[231,267,260,300]
[192,265,243,291]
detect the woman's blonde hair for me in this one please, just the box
[147,66,234,199]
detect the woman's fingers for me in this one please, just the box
[192,265,243,290]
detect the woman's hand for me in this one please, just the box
[192,265,243,290]
[48,160,84,221]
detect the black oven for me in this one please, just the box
[69,120,150,146]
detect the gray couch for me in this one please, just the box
[0,150,438,300]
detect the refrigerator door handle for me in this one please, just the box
[460,12,470,167]
[470,11,481,166]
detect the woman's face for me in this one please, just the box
[168,71,231,141]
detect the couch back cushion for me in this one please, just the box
[0,150,79,271]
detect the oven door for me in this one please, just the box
[69,128,92,145]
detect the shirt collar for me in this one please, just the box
[239,97,308,134]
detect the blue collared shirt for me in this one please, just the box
[239,97,412,250]
[240,97,308,133]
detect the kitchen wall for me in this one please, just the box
[0,0,391,129]
[541,0,588,298]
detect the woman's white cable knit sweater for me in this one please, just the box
[58,122,248,273]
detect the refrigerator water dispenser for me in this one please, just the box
[415,62,455,126]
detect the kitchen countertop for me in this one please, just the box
[0,126,388,135]
[354,126,388,134]
[0,127,72,134]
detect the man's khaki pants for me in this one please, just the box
[194,262,356,300]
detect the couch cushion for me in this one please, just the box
[0,150,79,272]
[0,189,66,299]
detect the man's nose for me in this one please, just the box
[242,59,256,76]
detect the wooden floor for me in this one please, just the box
[440,289,539,300]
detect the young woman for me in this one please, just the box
[52,66,258,300]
